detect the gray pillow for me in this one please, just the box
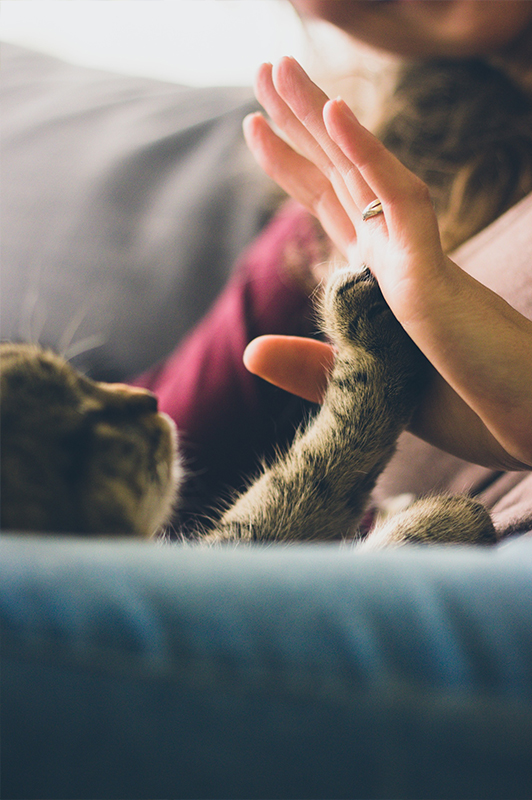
[1,43,276,380]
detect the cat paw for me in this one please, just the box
[359,494,497,550]
[321,266,424,371]
[321,266,387,348]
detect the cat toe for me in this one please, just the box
[321,266,393,351]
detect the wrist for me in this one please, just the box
[377,253,459,334]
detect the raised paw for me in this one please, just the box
[320,266,426,381]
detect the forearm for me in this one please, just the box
[410,369,529,470]
[399,258,532,469]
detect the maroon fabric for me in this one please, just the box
[133,202,324,520]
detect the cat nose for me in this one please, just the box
[103,383,159,414]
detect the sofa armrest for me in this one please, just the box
[2,533,532,799]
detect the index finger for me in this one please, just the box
[323,98,441,250]
[272,58,375,214]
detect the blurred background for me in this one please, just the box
[0,0,368,87]
[0,0,392,378]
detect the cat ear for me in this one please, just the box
[101,383,159,414]
[78,382,158,417]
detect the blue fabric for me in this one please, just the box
[2,534,532,799]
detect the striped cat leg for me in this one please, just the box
[205,267,427,544]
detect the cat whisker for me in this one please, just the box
[58,301,93,357]
[18,260,47,345]
[63,334,107,361]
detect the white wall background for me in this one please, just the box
[0,0,328,86]
[1,0,393,128]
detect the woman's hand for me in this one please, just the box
[244,58,449,319]
[243,58,532,470]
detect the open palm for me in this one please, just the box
[244,57,449,324]
[243,57,532,470]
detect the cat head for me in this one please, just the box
[0,343,181,537]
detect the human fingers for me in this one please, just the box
[255,62,331,173]
[258,60,361,225]
[243,113,355,255]
[323,97,442,252]
[243,335,335,404]
[272,58,374,216]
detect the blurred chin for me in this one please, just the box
[288,0,532,59]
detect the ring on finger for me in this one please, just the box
[362,198,384,221]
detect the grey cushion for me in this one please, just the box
[1,43,275,380]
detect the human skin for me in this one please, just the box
[289,0,532,60]
[243,56,532,470]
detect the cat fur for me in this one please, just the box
[0,267,496,547]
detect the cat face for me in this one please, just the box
[0,343,181,537]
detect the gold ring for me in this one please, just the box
[362,198,384,221]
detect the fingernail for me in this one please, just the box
[284,56,305,74]
[333,96,358,121]
[242,112,257,128]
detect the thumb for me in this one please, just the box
[243,335,335,404]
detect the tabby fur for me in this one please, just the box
[0,342,180,536]
[0,267,496,547]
